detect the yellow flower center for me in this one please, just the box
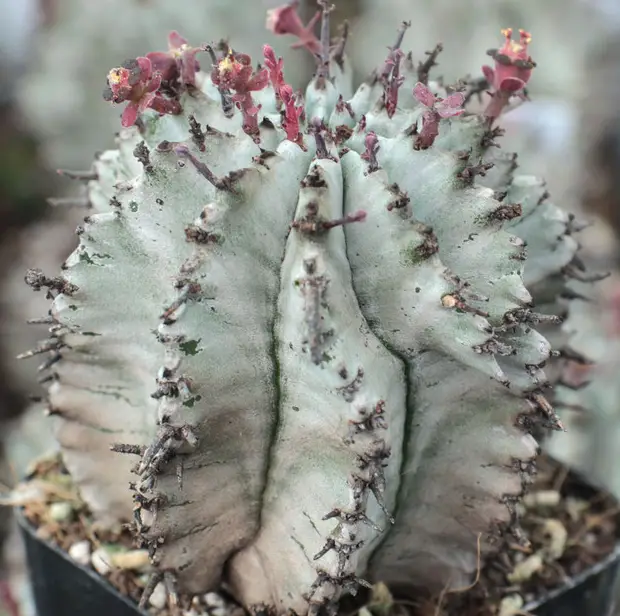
[500,27,532,50]
[107,68,124,84]
[172,44,189,58]
[218,52,241,75]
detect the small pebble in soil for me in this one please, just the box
[539,518,568,560]
[204,592,228,616]
[498,593,524,616]
[150,582,168,609]
[91,547,113,576]
[111,549,150,571]
[507,552,543,583]
[523,489,561,509]
[68,540,91,566]
[48,501,73,522]
[565,496,590,521]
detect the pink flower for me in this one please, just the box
[103,57,181,128]
[146,31,203,86]
[482,28,535,94]
[266,1,321,54]
[263,44,286,105]
[211,52,269,142]
[412,82,465,149]
[262,45,305,148]
[211,52,269,94]
[280,84,305,149]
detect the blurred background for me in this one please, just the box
[1,0,620,614]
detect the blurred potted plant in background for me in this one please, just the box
[546,28,620,501]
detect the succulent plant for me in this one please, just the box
[21,3,585,614]
[541,31,620,502]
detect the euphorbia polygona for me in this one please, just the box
[23,2,583,614]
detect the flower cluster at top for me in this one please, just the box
[102,0,536,140]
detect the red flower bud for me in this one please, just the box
[482,28,536,94]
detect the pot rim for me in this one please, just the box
[522,542,620,611]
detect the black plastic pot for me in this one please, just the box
[523,544,620,616]
[16,507,148,616]
[15,505,620,616]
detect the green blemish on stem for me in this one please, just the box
[183,395,203,408]
[179,339,202,356]
[79,251,112,266]
[400,242,428,267]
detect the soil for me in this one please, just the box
[11,453,620,616]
